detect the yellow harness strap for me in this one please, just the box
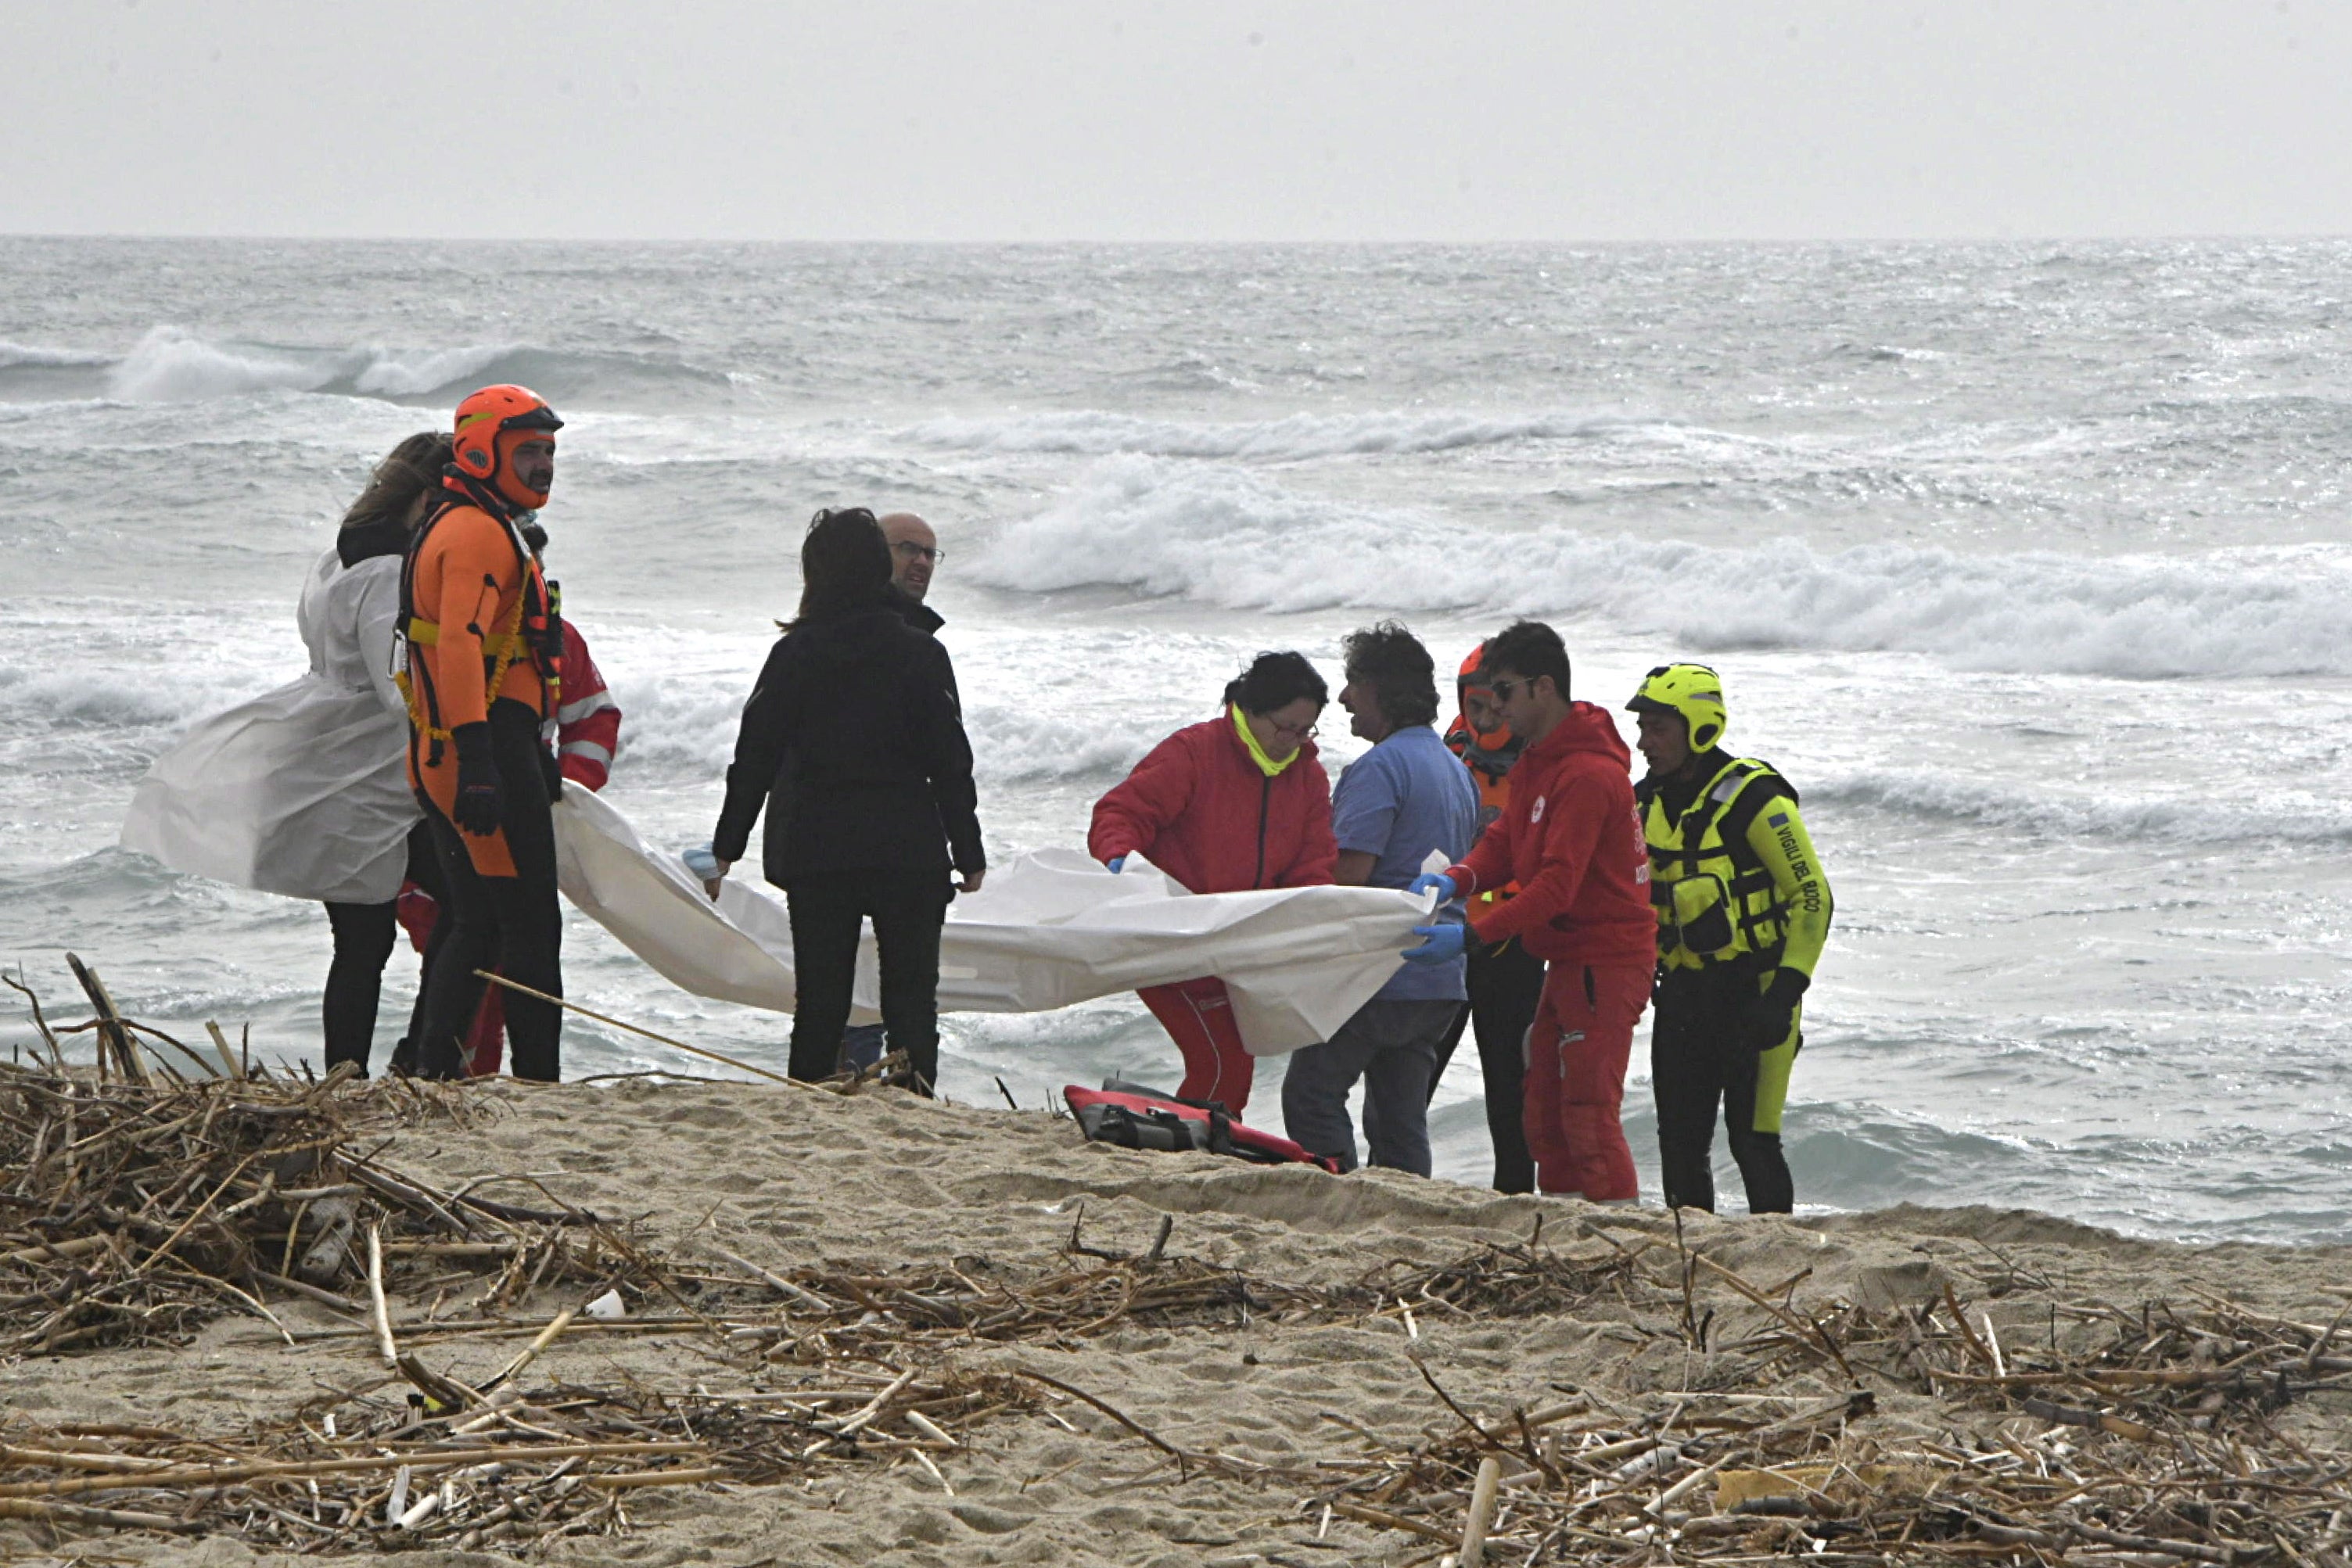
[404,617,525,658]
[397,592,531,747]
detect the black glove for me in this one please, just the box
[450,723,503,837]
[1745,967,1808,1053]
[539,745,564,803]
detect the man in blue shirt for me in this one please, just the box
[1281,623,1481,1175]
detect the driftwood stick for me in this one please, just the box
[1409,1355,1510,1453]
[367,1224,397,1366]
[0,1235,110,1268]
[1,970,66,1069]
[819,1366,921,1436]
[1693,1252,1858,1381]
[483,1304,579,1391]
[1327,1498,1457,1545]
[65,953,146,1085]
[472,972,806,1089]
[1011,1368,1187,1460]
[1460,1454,1503,1567]
[0,1496,203,1530]
[0,1442,702,1499]
[204,1021,245,1082]
[121,1021,222,1080]
[716,1247,832,1311]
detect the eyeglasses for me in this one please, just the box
[1485,678,1527,702]
[891,541,944,563]
[1267,720,1320,741]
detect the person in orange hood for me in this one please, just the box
[397,385,568,1081]
[1404,621,1653,1201]
[1424,641,1548,1193]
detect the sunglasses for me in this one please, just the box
[1485,677,1530,701]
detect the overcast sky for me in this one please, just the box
[5,0,2344,242]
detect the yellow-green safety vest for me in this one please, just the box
[1639,755,1792,973]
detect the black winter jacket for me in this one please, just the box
[713,601,984,884]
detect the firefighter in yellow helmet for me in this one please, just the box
[1628,664,1831,1214]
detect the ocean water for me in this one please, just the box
[4,236,2350,1244]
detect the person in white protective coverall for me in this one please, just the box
[120,433,451,1074]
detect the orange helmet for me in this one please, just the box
[452,385,563,511]
[1452,642,1517,752]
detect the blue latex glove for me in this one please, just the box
[1402,920,1469,965]
[1407,870,1459,903]
[1104,854,1128,874]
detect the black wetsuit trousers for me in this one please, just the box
[783,869,948,1093]
[321,822,441,1075]
[1651,969,1794,1215]
[415,699,563,1081]
[1427,938,1546,1195]
[321,900,396,1072]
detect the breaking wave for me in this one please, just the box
[0,328,738,407]
[1810,770,2352,846]
[970,455,2352,680]
[0,340,114,370]
[905,407,1644,461]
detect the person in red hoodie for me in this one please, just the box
[1404,622,1653,1201]
[393,619,620,1075]
[1089,651,1338,1114]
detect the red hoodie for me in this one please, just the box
[1089,711,1337,895]
[1446,701,1653,967]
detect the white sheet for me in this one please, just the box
[551,789,1439,1054]
[120,549,418,906]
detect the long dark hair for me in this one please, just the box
[792,507,893,626]
[342,432,451,534]
[1222,650,1328,716]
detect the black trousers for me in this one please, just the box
[321,821,441,1075]
[1427,937,1546,1194]
[415,699,563,1081]
[1651,969,1794,1215]
[784,868,949,1093]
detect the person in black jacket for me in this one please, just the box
[705,508,985,1094]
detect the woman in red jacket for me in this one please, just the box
[1088,651,1338,1113]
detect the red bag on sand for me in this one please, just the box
[1065,1083,1341,1173]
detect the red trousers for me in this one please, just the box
[1138,976,1255,1114]
[1522,961,1649,1200]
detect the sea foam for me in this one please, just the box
[970,455,2352,680]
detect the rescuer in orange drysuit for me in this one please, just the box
[395,620,620,1076]
[397,385,568,1081]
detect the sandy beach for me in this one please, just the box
[5,1071,2350,1566]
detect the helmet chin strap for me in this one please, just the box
[444,466,535,524]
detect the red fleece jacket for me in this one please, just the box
[1447,701,1654,967]
[1089,711,1337,895]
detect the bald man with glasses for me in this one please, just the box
[882,513,945,626]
